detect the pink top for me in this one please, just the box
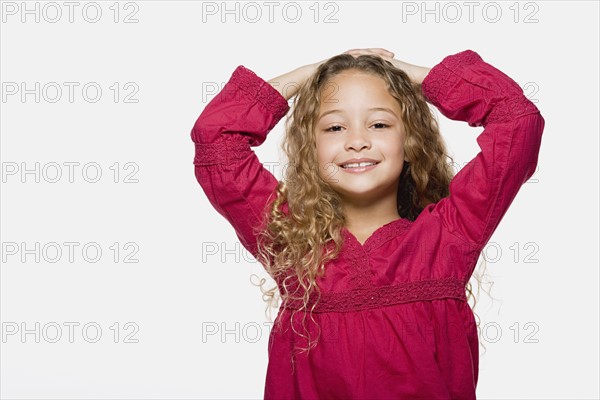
[191,50,544,399]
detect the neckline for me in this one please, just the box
[341,217,412,253]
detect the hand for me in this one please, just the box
[344,47,401,70]
[267,58,328,101]
[343,48,431,85]
[343,48,396,59]
[267,49,396,101]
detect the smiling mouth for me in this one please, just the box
[341,161,380,169]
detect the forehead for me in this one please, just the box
[321,70,386,92]
[319,70,399,112]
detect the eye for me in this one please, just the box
[372,123,390,129]
[325,125,343,132]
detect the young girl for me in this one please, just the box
[190,48,544,399]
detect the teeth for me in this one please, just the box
[342,162,377,168]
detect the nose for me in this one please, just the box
[344,128,371,151]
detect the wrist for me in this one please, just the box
[412,66,432,85]
[390,59,430,85]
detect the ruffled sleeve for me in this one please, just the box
[190,65,290,259]
[421,50,545,261]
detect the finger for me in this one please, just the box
[358,48,394,57]
[344,48,395,59]
[346,48,377,53]
[372,48,395,57]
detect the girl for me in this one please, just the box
[190,48,544,399]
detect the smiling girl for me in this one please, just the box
[190,48,544,399]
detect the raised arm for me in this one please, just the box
[190,65,290,259]
[420,50,545,260]
[191,52,391,260]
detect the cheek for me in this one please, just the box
[315,140,339,182]
[383,136,405,172]
[394,133,406,158]
[315,138,333,163]
[314,140,326,176]
[378,135,404,156]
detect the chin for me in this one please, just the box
[336,187,382,199]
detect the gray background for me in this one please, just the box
[1,1,598,398]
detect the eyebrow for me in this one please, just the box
[318,107,398,120]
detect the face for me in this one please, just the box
[315,70,406,206]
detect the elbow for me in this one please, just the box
[190,117,211,145]
[190,106,222,145]
[530,111,545,150]
[520,112,545,184]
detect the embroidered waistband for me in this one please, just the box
[282,277,467,313]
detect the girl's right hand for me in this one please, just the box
[267,61,323,101]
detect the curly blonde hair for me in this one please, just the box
[253,54,494,360]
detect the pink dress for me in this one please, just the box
[190,50,544,399]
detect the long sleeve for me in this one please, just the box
[190,66,290,259]
[421,50,545,255]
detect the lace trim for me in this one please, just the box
[229,65,290,122]
[278,220,466,312]
[343,218,413,256]
[422,50,540,125]
[441,49,482,70]
[422,49,480,105]
[340,218,413,291]
[282,277,467,313]
[193,136,250,166]
[193,67,289,167]
[421,59,462,109]
[346,251,373,292]
[485,95,540,124]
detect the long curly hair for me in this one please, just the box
[253,53,494,361]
